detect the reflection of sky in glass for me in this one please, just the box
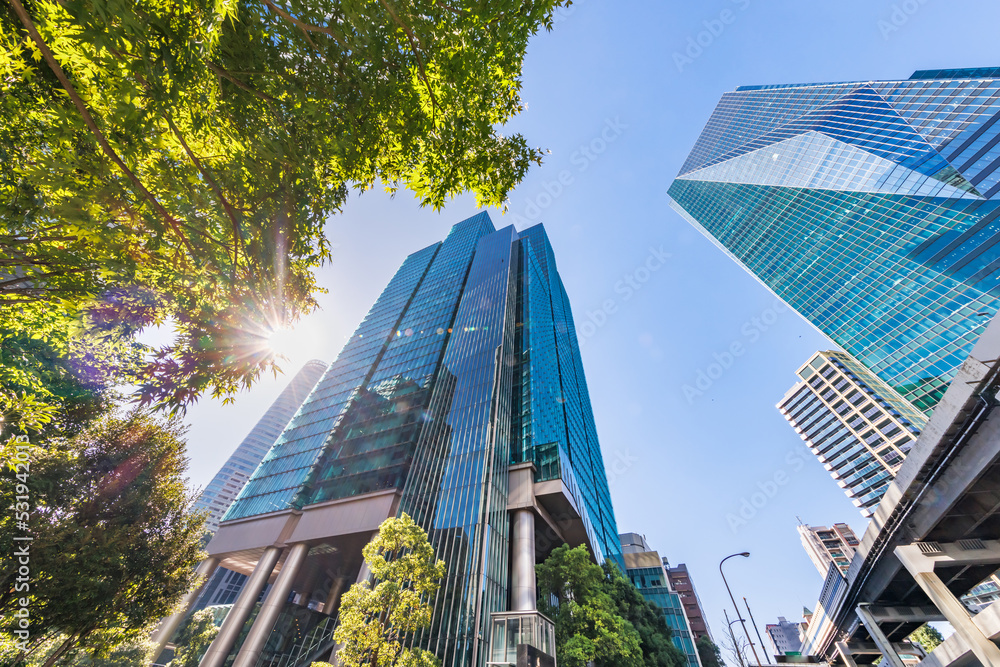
[221,212,621,667]
[670,69,1000,413]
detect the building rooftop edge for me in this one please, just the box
[734,67,1000,93]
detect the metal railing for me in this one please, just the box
[253,613,339,667]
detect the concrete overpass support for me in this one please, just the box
[910,571,1000,666]
[896,543,1000,667]
[835,641,859,667]
[857,604,908,667]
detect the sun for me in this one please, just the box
[266,325,303,361]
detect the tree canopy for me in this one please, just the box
[603,561,687,667]
[536,544,645,667]
[0,634,158,667]
[167,608,220,667]
[696,634,724,667]
[333,513,446,667]
[0,0,568,424]
[908,624,944,653]
[0,412,206,665]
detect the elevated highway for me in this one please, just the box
[805,317,1000,667]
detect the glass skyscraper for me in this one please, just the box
[180,360,326,624]
[193,359,328,533]
[668,67,1000,412]
[180,213,620,667]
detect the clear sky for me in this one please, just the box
[177,1,1000,662]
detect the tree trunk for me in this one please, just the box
[40,634,77,667]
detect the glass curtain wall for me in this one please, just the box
[669,69,1000,412]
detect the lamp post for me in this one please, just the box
[720,552,762,667]
[724,608,748,667]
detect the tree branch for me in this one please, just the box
[7,0,195,257]
[161,111,243,269]
[259,0,341,39]
[0,235,80,245]
[0,268,89,289]
[377,0,439,113]
[205,62,280,110]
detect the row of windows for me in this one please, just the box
[672,175,998,412]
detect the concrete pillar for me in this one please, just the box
[199,546,282,667]
[330,534,380,667]
[835,641,858,667]
[894,543,1000,666]
[512,509,536,611]
[322,577,347,615]
[911,570,1000,666]
[232,542,310,667]
[856,604,907,667]
[293,561,319,607]
[150,557,219,661]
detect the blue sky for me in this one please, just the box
[179,1,1000,661]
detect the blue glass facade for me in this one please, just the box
[193,360,327,533]
[668,68,1000,412]
[625,565,701,667]
[220,213,620,667]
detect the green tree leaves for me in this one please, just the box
[908,624,944,653]
[603,561,687,667]
[167,609,220,667]
[0,412,206,662]
[1,0,567,418]
[535,544,645,667]
[696,634,725,667]
[333,513,446,667]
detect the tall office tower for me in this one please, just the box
[797,522,860,577]
[777,350,926,515]
[619,533,703,667]
[663,560,714,642]
[184,360,327,621]
[192,359,328,533]
[175,213,620,667]
[668,67,1000,413]
[765,617,804,657]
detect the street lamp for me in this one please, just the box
[720,552,762,667]
[723,608,748,667]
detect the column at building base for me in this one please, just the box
[512,508,536,612]
[330,548,380,666]
[322,576,347,615]
[150,556,219,663]
[199,546,282,667]
[232,542,310,667]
